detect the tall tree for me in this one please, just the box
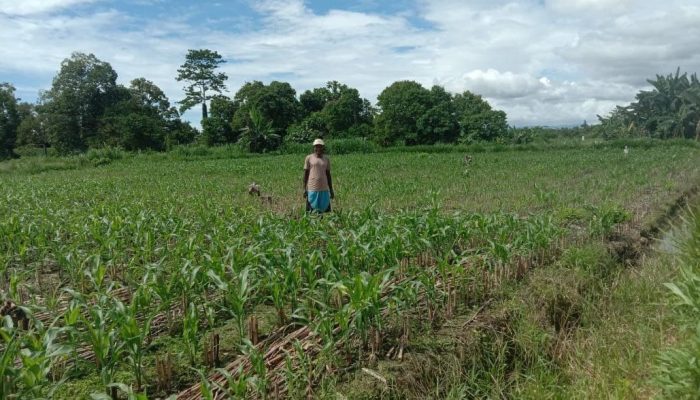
[16,102,50,155]
[322,81,373,136]
[374,81,433,146]
[41,52,119,153]
[98,78,191,151]
[176,49,228,121]
[453,91,507,142]
[231,80,301,141]
[0,83,20,158]
[416,85,459,144]
[201,95,237,145]
[295,81,373,139]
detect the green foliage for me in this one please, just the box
[295,81,374,139]
[655,208,700,398]
[85,146,126,166]
[586,204,631,238]
[598,68,700,140]
[417,86,460,144]
[0,83,20,159]
[15,102,50,153]
[231,81,302,142]
[98,78,193,151]
[27,57,194,154]
[374,80,433,146]
[454,91,507,143]
[176,49,228,121]
[238,107,281,152]
[97,85,166,151]
[201,95,237,145]
[182,302,200,366]
[374,81,508,146]
[41,52,119,153]
[285,119,322,145]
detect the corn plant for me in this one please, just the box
[182,301,200,366]
[113,286,155,392]
[91,383,149,400]
[345,271,391,358]
[240,339,268,398]
[16,326,71,399]
[0,312,71,400]
[0,316,21,398]
[209,267,256,344]
[210,365,250,398]
[80,294,122,397]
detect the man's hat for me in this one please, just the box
[313,138,325,146]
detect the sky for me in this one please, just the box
[1,0,699,127]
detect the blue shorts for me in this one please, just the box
[307,191,331,213]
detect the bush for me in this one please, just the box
[168,144,212,158]
[279,138,379,155]
[13,145,56,157]
[85,146,126,161]
[325,138,379,154]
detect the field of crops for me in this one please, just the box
[1,143,699,399]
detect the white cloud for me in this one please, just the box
[1,0,699,127]
[545,0,633,14]
[448,69,544,99]
[0,0,96,15]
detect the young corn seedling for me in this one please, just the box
[113,287,155,392]
[80,294,122,398]
[0,316,21,398]
[16,325,72,399]
[210,267,256,345]
[182,301,200,366]
[266,270,289,326]
[240,339,268,398]
[283,340,316,398]
[210,365,250,398]
[92,382,149,400]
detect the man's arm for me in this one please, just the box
[326,169,334,199]
[303,169,310,198]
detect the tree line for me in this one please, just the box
[0,49,512,158]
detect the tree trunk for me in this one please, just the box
[201,86,208,120]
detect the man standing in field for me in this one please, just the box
[303,138,334,213]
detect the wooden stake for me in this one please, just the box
[248,315,259,345]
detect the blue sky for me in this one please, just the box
[1,0,699,127]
